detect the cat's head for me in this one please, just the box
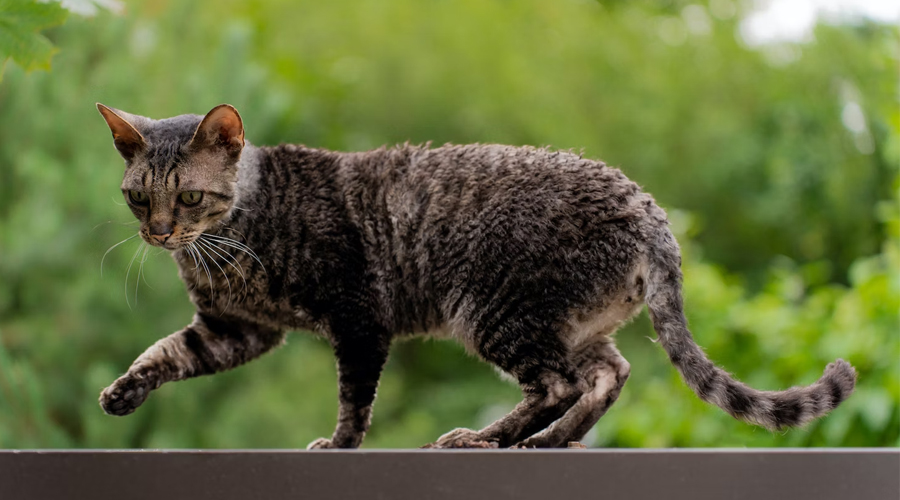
[97,104,245,250]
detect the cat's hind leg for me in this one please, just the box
[426,313,587,449]
[514,341,630,448]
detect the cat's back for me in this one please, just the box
[365,143,658,233]
[332,143,666,258]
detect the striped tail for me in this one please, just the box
[644,228,856,430]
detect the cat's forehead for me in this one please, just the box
[143,114,203,142]
[125,114,202,172]
[143,115,202,158]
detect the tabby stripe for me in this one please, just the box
[182,327,216,375]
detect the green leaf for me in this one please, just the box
[0,0,68,79]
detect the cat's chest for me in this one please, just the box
[173,248,309,328]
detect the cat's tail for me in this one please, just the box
[644,227,856,430]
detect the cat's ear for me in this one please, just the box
[97,103,147,162]
[188,104,244,160]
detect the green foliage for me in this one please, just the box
[0,0,67,80]
[0,0,897,448]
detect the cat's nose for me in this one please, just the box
[149,222,173,243]
[151,233,171,244]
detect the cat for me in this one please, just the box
[96,103,857,449]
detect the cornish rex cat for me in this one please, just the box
[96,103,857,448]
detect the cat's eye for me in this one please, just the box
[180,191,203,205]
[128,190,149,204]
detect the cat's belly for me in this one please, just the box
[562,257,649,350]
[562,298,645,350]
[405,313,478,355]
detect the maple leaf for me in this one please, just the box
[0,0,68,81]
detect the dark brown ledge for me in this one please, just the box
[1,449,897,500]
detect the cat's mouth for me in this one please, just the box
[147,240,186,251]
[142,232,199,251]
[160,240,187,250]
[166,235,204,251]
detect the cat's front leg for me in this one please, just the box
[307,314,390,449]
[100,312,284,416]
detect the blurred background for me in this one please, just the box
[0,0,897,448]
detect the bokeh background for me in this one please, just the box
[0,0,897,448]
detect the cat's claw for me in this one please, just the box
[99,374,151,416]
[306,437,337,449]
[422,428,499,449]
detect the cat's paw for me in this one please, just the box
[423,428,499,449]
[306,437,337,450]
[99,373,152,416]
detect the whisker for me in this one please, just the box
[141,245,154,289]
[184,244,200,269]
[135,245,150,305]
[197,241,232,312]
[200,235,253,254]
[182,244,201,293]
[222,226,249,241]
[101,234,140,277]
[124,242,145,310]
[96,220,139,232]
[190,243,206,290]
[199,239,247,284]
[199,239,248,306]
[218,227,262,265]
[201,232,257,253]
[91,221,114,232]
[195,241,216,305]
[201,234,265,271]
